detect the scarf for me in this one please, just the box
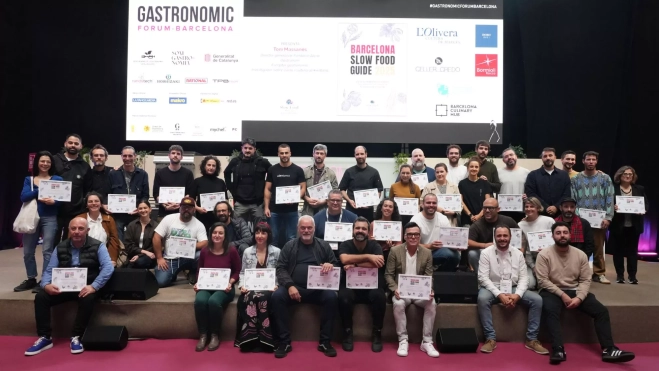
[555,215,584,243]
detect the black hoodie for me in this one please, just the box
[223,153,271,205]
[53,152,93,217]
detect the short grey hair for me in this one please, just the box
[313,144,328,155]
[328,189,343,198]
[122,146,136,155]
[298,215,315,227]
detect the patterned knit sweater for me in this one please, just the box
[570,172,615,220]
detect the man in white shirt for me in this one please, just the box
[153,197,208,287]
[498,148,530,222]
[446,144,467,185]
[477,225,548,355]
[410,193,459,271]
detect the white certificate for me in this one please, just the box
[438,227,469,249]
[354,188,380,208]
[579,208,607,229]
[373,221,402,241]
[346,267,379,289]
[197,268,231,290]
[244,268,277,291]
[158,187,185,204]
[166,236,196,258]
[38,180,72,202]
[308,181,333,200]
[52,268,87,292]
[398,274,432,300]
[307,266,341,290]
[492,228,522,250]
[526,230,553,252]
[436,194,462,212]
[324,222,353,246]
[199,192,225,210]
[411,173,429,189]
[616,196,645,214]
[394,197,419,216]
[497,194,524,212]
[276,185,301,204]
[107,194,136,213]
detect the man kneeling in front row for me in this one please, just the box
[25,217,114,356]
[535,222,634,364]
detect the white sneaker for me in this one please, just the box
[397,340,409,357]
[598,275,611,284]
[421,341,440,357]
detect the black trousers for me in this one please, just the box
[540,290,614,349]
[612,227,640,278]
[346,205,374,222]
[271,285,337,345]
[338,287,386,330]
[54,214,75,246]
[35,290,96,338]
[127,255,157,269]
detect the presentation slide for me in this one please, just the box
[126,0,503,143]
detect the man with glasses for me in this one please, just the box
[313,189,358,240]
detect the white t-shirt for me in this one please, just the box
[498,166,530,195]
[405,248,418,275]
[410,212,451,245]
[154,214,208,259]
[446,164,468,185]
[518,215,555,234]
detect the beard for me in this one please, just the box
[354,233,367,241]
[555,238,570,247]
[217,214,228,223]
[413,160,424,168]
[543,159,554,167]
[356,158,366,164]
[181,211,192,221]
[66,147,79,155]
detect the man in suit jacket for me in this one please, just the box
[385,222,439,358]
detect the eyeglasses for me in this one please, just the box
[328,199,343,204]
[405,233,421,238]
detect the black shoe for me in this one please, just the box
[318,342,337,357]
[32,282,43,293]
[550,346,567,364]
[629,277,638,284]
[616,276,625,284]
[371,329,383,353]
[342,329,354,352]
[14,278,37,292]
[187,271,197,285]
[602,346,635,363]
[274,343,292,358]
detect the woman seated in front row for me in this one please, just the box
[235,222,280,353]
[124,199,158,269]
[76,191,120,267]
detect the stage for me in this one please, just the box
[1,248,657,343]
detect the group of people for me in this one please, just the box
[16,135,646,364]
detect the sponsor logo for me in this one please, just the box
[438,85,448,95]
[157,74,181,83]
[476,25,498,48]
[435,57,443,65]
[436,103,479,117]
[132,98,157,102]
[286,99,293,105]
[171,51,194,65]
[185,78,208,84]
[200,98,220,103]
[475,54,498,77]
[174,123,180,131]
[131,74,153,83]
[210,127,227,132]
[143,125,150,132]
[436,84,473,96]
[141,51,155,59]
[204,54,239,63]
[435,104,447,116]
[416,27,460,44]
[212,78,229,83]
[133,51,162,66]
[280,98,299,113]
[169,97,187,104]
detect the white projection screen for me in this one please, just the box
[126,0,503,143]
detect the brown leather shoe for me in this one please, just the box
[207,334,220,351]
[195,334,208,352]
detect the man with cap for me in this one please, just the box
[224,138,272,228]
[153,197,209,287]
[554,197,594,260]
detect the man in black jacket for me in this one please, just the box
[271,215,339,358]
[109,146,150,241]
[524,148,571,217]
[223,138,271,227]
[214,201,252,255]
[89,144,113,204]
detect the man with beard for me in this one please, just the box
[264,144,306,247]
[498,148,530,222]
[302,144,338,216]
[396,148,436,183]
[214,201,252,255]
[337,217,386,352]
[524,147,571,217]
[554,198,594,259]
[152,197,208,287]
[89,144,113,206]
[446,144,467,185]
[474,140,501,194]
[560,150,579,178]
[570,151,614,284]
[53,134,93,246]
[272,216,340,358]
[224,138,272,227]
[109,146,150,241]
[410,193,458,271]
[339,146,383,222]
[153,145,194,221]
[536,222,635,365]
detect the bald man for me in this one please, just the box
[25,217,114,356]
[339,146,383,222]
[395,148,436,183]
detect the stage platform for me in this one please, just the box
[1,248,657,343]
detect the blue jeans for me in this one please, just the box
[269,211,299,247]
[477,287,542,341]
[154,257,197,288]
[22,215,58,279]
[113,214,134,242]
[432,247,461,271]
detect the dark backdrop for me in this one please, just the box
[1,0,656,249]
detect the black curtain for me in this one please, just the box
[1,0,656,248]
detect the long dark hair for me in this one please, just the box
[208,222,231,256]
[32,151,55,177]
[374,199,401,221]
[398,164,416,194]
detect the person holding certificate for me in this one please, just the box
[410,194,459,272]
[235,222,280,352]
[458,157,492,226]
[476,225,547,355]
[313,189,358,241]
[153,145,195,220]
[421,163,461,227]
[337,217,386,353]
[302,144,339,216]
[271,216,340,358]
[264,144,306,247]
[518,197,556,289]
[389,164,421,226]
[385,222,439,358]
[14,151,63,293]
[497,148,530,223]
[124,200,158,269]
[192,155,227,232]
[25,217,114,356]
[76,191,120,267]
[370,199,402,262]
[609,166,648,284]
[339,146,384,222]
[194,223,241,352]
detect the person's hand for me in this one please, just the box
[321,263,334,273]
[130,255,139,263]
[470,215,477,223]
[348,200,357,209]
[614,204,619,211]
[369,234,376,240]
[437,206,445,213]
[561,293,572,306]
[272,285,278,292]
[601,220,610,229]
[431,240,443,250]
[369,255,385,267]
[288,286,301,302]
[473,214,482,221]
[111,261,117,267]
[39,197,55,205]
[225,284,233,293]
[429,290,434,300]
[198,207,207,214]
[547,206,558,215]
[497,293,512,306]
[164,203,175,211]
[344,264,354,271]
[386,240,394,248]
[522,193,527,200]
[128,208,138,215]
[264,208,271,218]
[566,297,582,309]
[44,284,60,295]
[193,283,199,292]
[145,251,156,259]
[157,258,169,271]
[240,286,249,294]
[394,289,401,300]
[444,210,455,216]
[102,205,112,214]
[79,285,96,298]
[509,294,521,307]
[480,175,488,181]
[307,198,319,206]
